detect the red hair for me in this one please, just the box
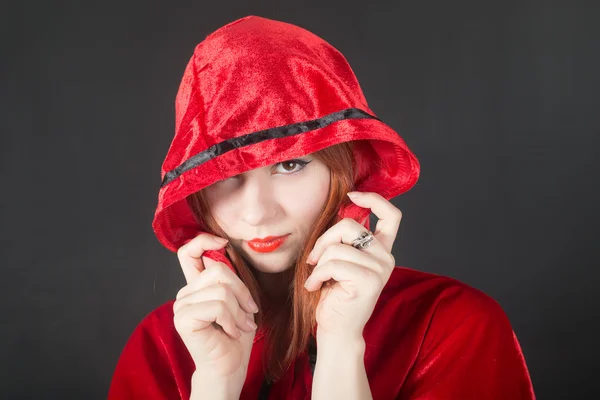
[186,141,356,382]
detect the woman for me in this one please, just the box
[109,15,535,399]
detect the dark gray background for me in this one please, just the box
[2,1,598,398]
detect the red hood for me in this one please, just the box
[152,15,420,272]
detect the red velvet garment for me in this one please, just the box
[109,267,535,399]
[109,15,535,399]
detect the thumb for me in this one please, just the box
[177,235,229,284]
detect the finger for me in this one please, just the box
[174,300,242,339]
[177,234,229,284]
[308,217,378,264]
[313,242,390,275]
[176,257,259,315]
[346,192,402,252]
[173,283,257,333]
[304,259,380,295]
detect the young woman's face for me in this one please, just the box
[203,155,331,274]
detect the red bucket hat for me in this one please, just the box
[152,15,420,268]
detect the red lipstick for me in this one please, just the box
[247,234,290,253]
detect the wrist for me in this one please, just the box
[316,327,365,346]
[191,371,241,400]
[316,330,366,358]
[312,332,369,399]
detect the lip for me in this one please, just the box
[246,234,290,253]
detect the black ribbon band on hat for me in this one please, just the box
[160,107,380,188]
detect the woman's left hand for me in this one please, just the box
[304,191,402,339]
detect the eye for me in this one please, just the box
[217,159,312,183]
[274,159,311,175]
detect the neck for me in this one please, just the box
[254,267,294,303]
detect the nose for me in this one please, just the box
[238,177,278,226]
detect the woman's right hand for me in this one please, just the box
[173,233,259,393]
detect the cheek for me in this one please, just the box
[202,189,237,231]
[282,174,330,224]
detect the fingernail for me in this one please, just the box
[246,316,257,330]
[307,251,316,264]
[347,192,362,198]
[248,297,259,313]
[214,237,229,244]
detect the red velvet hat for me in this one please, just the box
[152,15,420,268]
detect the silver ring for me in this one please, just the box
[351,230,374,250]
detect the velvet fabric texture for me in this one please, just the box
[108,15,535,399]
